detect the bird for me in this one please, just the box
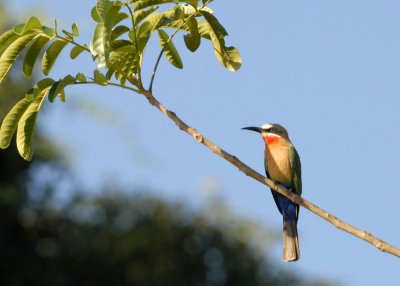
[242,123,302,262]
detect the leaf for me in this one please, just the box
[41,26,56,38]
[16,89,47,161]
[76,72,87,82]
[135,7,184,55]
[48,75,75,102]
[70,44,87,59]
[201,11,228,38]
[134,0,178,11]
[111,25,130,41]
[157,29,183,69]
[105,3,123,29]
[113,12,129,26]
[136,14,163,52]
[201,11,241,71]
[0,29,20,54]
[42,39,69,75]
[110,39,132,50]
[94,69,108,85]
[96,0,114,22]
[26,78,56,101]
[109,44,138,85]
[13,16,42,35]
[105,68,115,80]
[183,17,200,52]
[133,6,159,25]
[23,34,51,78]
[1,78,54,156]
[0,98,31,149]
[72,23,80,37]
[186,0,198,9]
[0,31,38,85]
[91,6,102,23]
[90,2,122,68]
[90,24,108,67]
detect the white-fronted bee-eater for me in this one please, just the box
[243,123,302,262]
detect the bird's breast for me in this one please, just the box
[265,143,292,185]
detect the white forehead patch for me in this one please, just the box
[261,123,273,130]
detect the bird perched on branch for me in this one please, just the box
[243,123,302,262]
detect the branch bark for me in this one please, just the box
[140,90,400,259]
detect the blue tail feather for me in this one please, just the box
[275,193,298,222]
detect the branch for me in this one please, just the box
[136,90,400,259]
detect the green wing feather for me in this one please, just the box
[289,144,302,196]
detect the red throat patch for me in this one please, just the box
[263,134,280,145]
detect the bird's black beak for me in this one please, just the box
[242,126,262,133]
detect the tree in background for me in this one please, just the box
[2,191,332,286]
[0,153,330,286]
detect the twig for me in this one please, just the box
[133,90,400,259]
[55,35,91,53]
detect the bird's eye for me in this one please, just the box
[269,127,275,133]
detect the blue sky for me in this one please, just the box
[4,0,400,285]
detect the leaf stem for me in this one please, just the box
[73,80,143,94]
[56,35,91,54]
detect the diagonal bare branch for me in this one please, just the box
[138,89,400,259]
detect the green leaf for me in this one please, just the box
[94,69,108,85]
[42,39,69,75]
[0,29,20,54]
[13,16,42,35]
[134,0,178,11]
[48,75,75,102]
[0,31,38,85]
[72,23,80,37]
[105,3,122,29]
[113,12,129,26]
[109,44,137,85]
[23,34,51,78]
[111,25,130,41]
[96,0,113,22]
[201,11,228,38]
[91,6,102,23]
[76,72,87,82]
[201,11,241,71]
[90,24,108,67]
[183,17,200,52]
[135,7,184,56]
[186,0,198,9]
[110,39,132,50]
[16,89,47,161]
[26,78,56,101]
[105,68,115,81]
[0,98,31,149]
[157,29,183,69]
[70,44,87,59]
[133,6,159,25]
[41,26,56,38]
[136,14,163,53]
